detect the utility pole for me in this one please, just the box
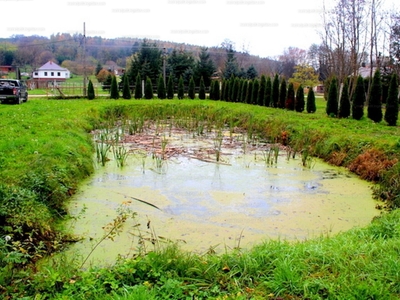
[83,22,87,97]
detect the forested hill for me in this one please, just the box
[0,34,280,77]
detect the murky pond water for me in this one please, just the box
[64,128,380,267]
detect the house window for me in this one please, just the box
[51,72,54,76]
[44,72,48,76]
[34,72,38,76]
[57,72,61,76]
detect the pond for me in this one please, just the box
[64,125,381,268]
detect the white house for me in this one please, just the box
[32,61,70,88]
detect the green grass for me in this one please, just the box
[0,97,400,299]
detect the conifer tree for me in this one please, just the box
[252,78,259,105]
[122,74,131,99]
[241,80,248,103]
[87,79,95,100]
[306,87,316,113]
[278,78,287,108]
[199,76,206,100]
[246,80,253,104]
[110,75,119,99]
[220,80,226,100]
[286,82,295,110]
[326,76,338,117]
[178,75,184,99]
[188,76,195,99]
[167,76,174,99]
[213,80,220,100]
[265,77,272,107]
[338,78,350,118]
[368,69,383,122]
[238,79,244,102]
[384,73,399,126]
[157,74,166,99]
[224,79,231,101]
[295,85,305,112]
[271,74,280,107]
[134,73,142,99]
[351,75,365,120]
[258,74,267,106]
[144,76,153,99]
[104,74,113,91]
[231,77,240,102]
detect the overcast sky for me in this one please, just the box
[1,0,398,58]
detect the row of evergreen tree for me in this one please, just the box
[89,73,318,114]
[88,70,398,126]
[326,70,399,126]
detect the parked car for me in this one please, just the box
[0,79,28,104]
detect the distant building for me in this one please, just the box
[32,61,70,88]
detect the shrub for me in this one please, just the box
[286,82,295,110]
[144,77,153,99]
[368,69,383,122]
[177,76,184,99]
[134,73,142,99]
[199,76,206,100]
[167,76,174,99]
[122,74,131,99]
[110,75,119,99]
[306,87,316,113]
[188,76,195,99]
[338,78,350,118]
[326,76,338,116]
[278,77,286,108]
[157,74,166,99]
[87,79,95,100]
[384,73,399,126]
[352,75,366,120]
[295,84,305,112]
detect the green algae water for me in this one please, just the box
[64,129,381,268]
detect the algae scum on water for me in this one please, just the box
[65,123,380,267]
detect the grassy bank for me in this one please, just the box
[1,98,399,298]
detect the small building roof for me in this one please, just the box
[37,61,68,71]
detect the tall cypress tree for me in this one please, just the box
[220,80,226,101]
[231,77,240,102]
[177,75,184,99]
[246,80,253,104]
[278,78,287,108]
[252,78,259,105]
[110,75,119,99]
[368,69,383,122]
[241,80,248,103]
[326,76,338,117]
[213,80,220,100]
[257,74,267,106]
[167,76,174,99]
[352,75,365,120]
[271,74,280,107]
[384,73,399,126]
[157,74,166,99]
[188,76,195,99]
[87,79,95,100]
[134,73,142,99]
[306,87,316,113]
[122,74,131,99]
[199,76,206,100]
[144,76,153,99]
[295,85,305,112]
[338,78,350,118]
[265,76,272,107]
[286,82,295,110]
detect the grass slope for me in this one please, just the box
[0,97,399,299]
